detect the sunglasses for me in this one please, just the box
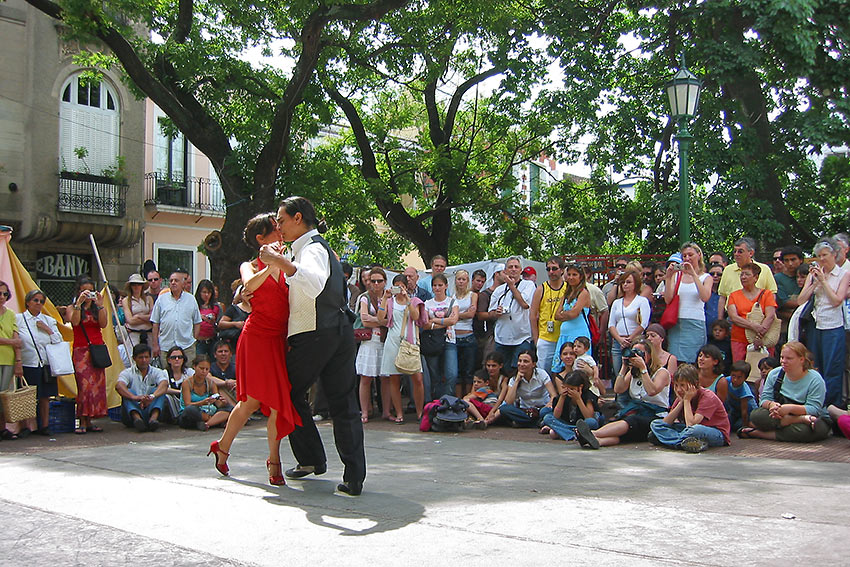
[370,279,385,283]
[30,298,45,304]
[0,291,9,298]
[545,267,561,272]
[615,264,627,269]
[147,277,160,282]
[168,355,185,360]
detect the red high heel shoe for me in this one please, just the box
[267,460,285,486]
[207,440,229,476]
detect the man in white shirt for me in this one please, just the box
[150,271,201,365]
[115,344,169,432]
[487,257,536,373]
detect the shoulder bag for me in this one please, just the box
[420,298,454,356]
[395,306,422,374]
[79,314,113,369]
[353,293,373,342]
[659,274,681,330]
[745,290,781,348]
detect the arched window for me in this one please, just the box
[59,73,120,176]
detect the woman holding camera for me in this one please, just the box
[608,271,651,375]
[576,340,670,448]
[795,238,850,408]
[69,277,108,434]
[663,243,712,364]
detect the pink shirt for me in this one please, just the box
[671,387,731,444]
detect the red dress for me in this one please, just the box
[72,311,108,418]
[236,260,301,439]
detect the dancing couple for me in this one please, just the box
[208,196,366,495]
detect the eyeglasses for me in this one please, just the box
[370,279,385,283]
[168,355,185,360]
[545,267,561,272]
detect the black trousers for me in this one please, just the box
[286,326,366,484]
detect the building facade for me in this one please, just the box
[0,0,145,304]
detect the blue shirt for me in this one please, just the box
[150,291,202,350]
[761,367,827,418]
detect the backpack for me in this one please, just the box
[429,395,469,432]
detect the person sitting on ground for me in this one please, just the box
[489,350,556,428]
[116,343,169,432]
[707,319,733,374]
[827,403,850,440]
[208,340,237,406]
[725,361,757,431]
[696,344,729,405]
[576,340,670,449]
[738,341,830,442]
[179,355,233,430]
[456,373,490,428]
[478,352,510,426]
[649,364,730,453]
[573,336,605,397]
[539,370,602,442]
[756,356,779,399]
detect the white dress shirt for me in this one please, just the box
[16,311,62,367]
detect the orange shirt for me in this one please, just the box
[727,288,777,344]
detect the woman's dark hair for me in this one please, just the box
[192,354,211,367]
[484,351,504,365]
[0,280,9,295]
[243,212,277,250]
[279,196,327,233]
[195,279,217,308]
[432,273,448,286]
[75,276,100,318]
[758,356,779,370]
[392,273,406,286]
[564,264,587,302]
[559,340,575,357]
[562,370,590,389]
[698,344,724,375]
[517,349,538,364]
[166,346,187,377]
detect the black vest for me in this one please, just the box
[310,235,351,331]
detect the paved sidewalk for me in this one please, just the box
[1,422,848,566]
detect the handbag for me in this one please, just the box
[0,375,38,422]
[659,273,681,330]
[745,290,781,348]
[394,307,422,374]
[581,310,601,345]
[21,313,69,378]
[80,316,112,369]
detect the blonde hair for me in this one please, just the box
[781,341,814,371]
[454,269,471,299]
[680,242,706,274]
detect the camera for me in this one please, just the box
[671,263,683,271]
[622,347,635,359]
[209,393,221,400]
[390,286,401,295]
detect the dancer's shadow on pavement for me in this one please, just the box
[227,476,424,536]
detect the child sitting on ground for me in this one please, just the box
[573,336,605,397]
[481,352,512,425]
[756,356,779,400]
[461,373,497,428]
[725,361,757,431]
[707,319,733,375]
[649,364,731,453]
[539,370,602,441]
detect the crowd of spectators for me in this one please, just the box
[2,233,849,456]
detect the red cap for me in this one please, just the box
[521,266,537,276]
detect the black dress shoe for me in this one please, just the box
[337,481,363,496]
[284,464,327,479]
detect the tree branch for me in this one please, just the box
[170,0,193,44]
[444,67,503,139]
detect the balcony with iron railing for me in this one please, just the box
[144,172,226,215]
[58,171,128,217]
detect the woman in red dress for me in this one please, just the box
[68,277,108,434]
[209,213,301,485]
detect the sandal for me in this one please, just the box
[393,416,404,424]
[87,425,104,433]
[737,427,757,439]
[539,426,551,435]
[74,427,87,435]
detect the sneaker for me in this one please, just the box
[575,419,599,450]
[680,436,709,453]
[647,431,663,446]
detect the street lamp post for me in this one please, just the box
[665,53,703,244]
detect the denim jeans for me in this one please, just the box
[495,340,533,373]
[425,343,458,400]
[121,395,166,425]
[610,337,624,376]
[536,339,556,374]
[455,334,478,388]
[539,407,602,441]
[809,326,846,408]
[649,420,726,448]
[498,402,539,427]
